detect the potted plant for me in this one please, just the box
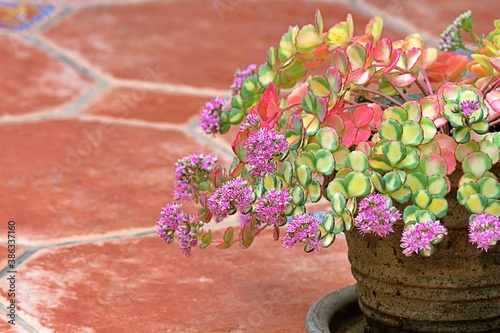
[156,10,500,332]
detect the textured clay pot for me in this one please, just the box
[345,167,500,333]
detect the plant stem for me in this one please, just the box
[382,74,409,102]
[357,87,403,106]
[414,76,430,96]
[420,67,434,95]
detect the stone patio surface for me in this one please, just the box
[1,0,498,332]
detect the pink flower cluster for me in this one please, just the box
[468,213,500,251]
[174,153,217,201]
[400,220,448,256]
[207,178,253,218]
[282,214,321,251]
[244,128,288,178]
[354,193,401,237]
[157,203,200,256]
[255,189,291,226]
[199,97,228,135]
[230,64,257,96]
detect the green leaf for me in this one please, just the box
[332,146,350,170]
[382,141,407,166]
[291,186,306,205]
[302,114,321,136]
[406,172,428,193]
[427,196,448,218]
[403,205,420,223]
[321,233,336,248]
[465,194,488,213]
[296,164,312,187]
[379,119,403,141]
[369,154,393,173]
[308,179,322,203]
[453,126,471,143]
[322,214,335,233]
[427,176,448,196]
[390,183,412,203]
[346,150,369,172]
[315,149,335,175]
[478,177,500,199]
[413,189,432,209]
[283,161,293,184]
[241,219,256,248]
[200,231,212,249]
[296,24,323,52]
[316,127,340,151]
[420,117,437,144]
[309,76,331,97]
[240,76,260,99]
[285,129,303,150]
[457,182,480,205]
[223,227,234,243]
[401,121,423,146]
[296,151,317,172]
[344,172,371,198]
[462,152,493,179]
[330,192,346,215]
[384,171,403,192]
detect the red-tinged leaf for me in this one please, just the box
[441,148,457,175]
[435,133,458,154]
[353,105,374,127]
[230,161,245,178]
[445,54,469,81]
[273,224,280,241]
[341,120,357,147]
[312,44,331,60]
[324,113,345,134]
[232,130,249,162]
[316,97,328,122]
[326,66,343,93]
[420,95,441,120]
[373,38,392,64]
[256,82,282,128]
[353,126,371,145]
[331,49,350,76]
[390,73,416,88]
[369,103,383,129]
[365,16,383,42]
[406,47,422,71]
[490,57,500,72]
[287,82,309,105]
[304,59,324,69]
[384,49,401,73]
[352,67,375,85]
[241,218,256,248]
[346,43,367,70]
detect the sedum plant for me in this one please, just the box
[157,11,500,257]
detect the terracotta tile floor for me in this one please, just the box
[0,1,497,332]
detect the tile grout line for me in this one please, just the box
[0,304,40,333]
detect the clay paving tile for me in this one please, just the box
[0,245,30,272]
[0,313,24,333]
[81,87,211,124]
[0,37,94,116]
[42,0,405,90]
[0,119,229,244]
[3,234,354,332]
[366,0,499,38]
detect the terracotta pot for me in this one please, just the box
[345,167,500,333]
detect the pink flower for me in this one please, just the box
[177,224,200,256]
[354,193,401,237]
[174,153,217,201]
[282,214,321,251]
[199,97,228,134]
[157,203,188,244]
[207,178,253,217]
[244,128,288,178]
[255,189,291,226]
[400,219,448,256]
[468,213,500,251]
[230,64,257,96]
